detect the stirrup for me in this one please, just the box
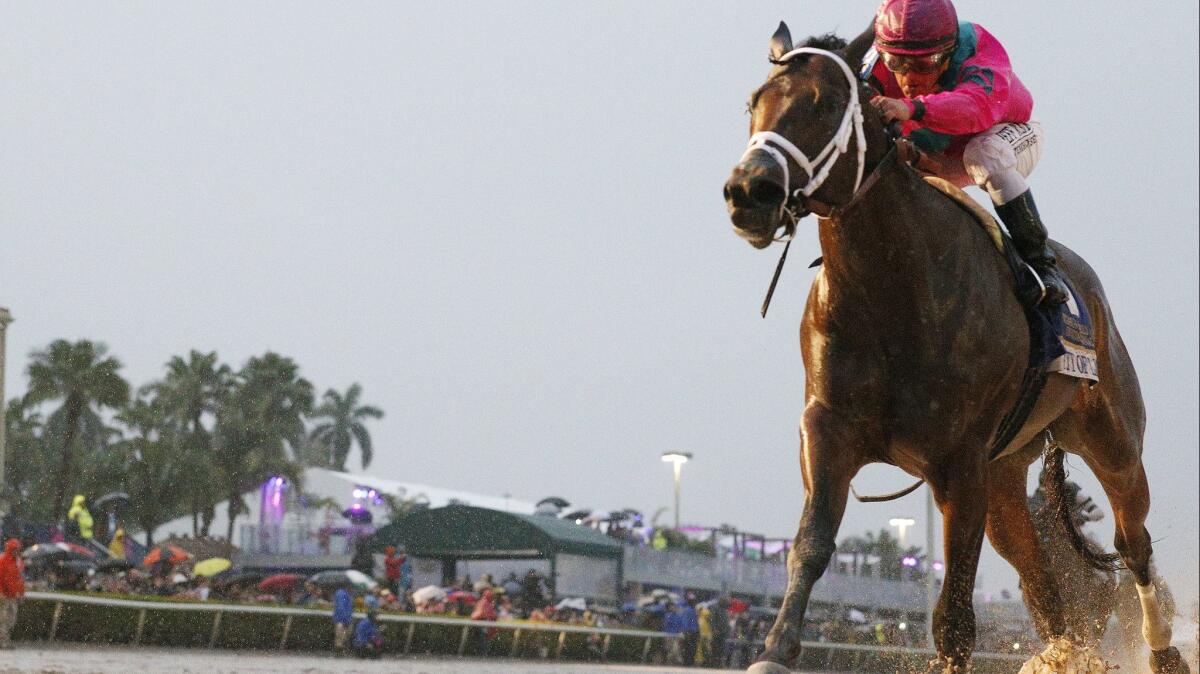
[1019,262,1067,307]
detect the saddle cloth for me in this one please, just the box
[923,177,1098,382]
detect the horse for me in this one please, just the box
[722,22,1188,674]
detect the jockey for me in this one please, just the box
[863,0,1069,305]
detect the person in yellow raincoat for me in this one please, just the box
[107,526,126,559]
[67,495,94,540]
[697,603,714,665]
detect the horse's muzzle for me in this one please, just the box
[725,157,787,248]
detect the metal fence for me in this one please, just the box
[623,547,928,612]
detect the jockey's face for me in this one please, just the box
[893,57,951,98]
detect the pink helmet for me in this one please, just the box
[874,0,958,56]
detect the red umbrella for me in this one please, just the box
[142,545,190,567]
[257,573,304,593]
[447,590,478,605]
[56,542,97,558]
[729,598,749,615]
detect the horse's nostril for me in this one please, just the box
[749,180,784,207]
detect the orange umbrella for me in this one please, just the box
[142,544,190,566]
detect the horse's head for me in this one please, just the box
[724,22,883,248]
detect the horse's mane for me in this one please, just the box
[798,33,848,51]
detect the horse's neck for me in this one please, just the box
[817,166,988,309]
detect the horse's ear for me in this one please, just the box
[769,21,793,63]
[843,22,876,71]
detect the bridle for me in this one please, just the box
[743,47,904,317]
[739,47,868,235]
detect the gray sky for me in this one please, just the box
[2,2,1196,603]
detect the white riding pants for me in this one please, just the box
[961,121,1045,205]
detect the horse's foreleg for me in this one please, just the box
[928,455,989,672]
[750,404,865,673]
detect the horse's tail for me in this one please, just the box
[1039,439,1124,573]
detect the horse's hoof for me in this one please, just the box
[1019,638,1109,673]
[746,661,792,674]
[1150,647,1190,674]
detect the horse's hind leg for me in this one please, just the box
[984,450,1067,642]
[1083,452,1187,673]
[1054,403,1189,673]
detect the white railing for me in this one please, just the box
[21,591,1027,669]
[22,591,676,662]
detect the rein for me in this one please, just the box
[758,147,896,318]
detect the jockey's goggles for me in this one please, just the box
[880,49,952,75]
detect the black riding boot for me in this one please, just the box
[995,189,1069,306]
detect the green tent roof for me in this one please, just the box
[368,505,623,560]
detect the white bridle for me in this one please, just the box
[739,47,868,204]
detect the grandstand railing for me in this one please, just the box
[16,591,1028,671]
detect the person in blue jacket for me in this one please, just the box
[677,599,700,666]
[332,587,353,652]
[353,607,384,659]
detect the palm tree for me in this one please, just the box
[307,383,384,471]
[147,350,232,535]
[24,340,130,520]
[117,397,186,547]
[3,397,50,520]
[215,352,312,542]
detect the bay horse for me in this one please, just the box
[722,22,1188,674]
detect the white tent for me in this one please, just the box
[157,466,538,547]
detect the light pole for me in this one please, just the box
[888,517,916,549]
[660,452,692,530]
[0,307,12,510]
[925,484,938,648]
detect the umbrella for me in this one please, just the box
[96,559,134,573]
[193,558,232,577]
[556,597,587,611]
[561,509,592,522]
[729,598,749,615]
[309,569,378,593]
[93,491,132,511]
[57,559,97,577]
[637,593,677,608]
[582,510,611,523]
[446,590,478,605]
[258,573,304,593]
[22,544,91,566]
[214,570,266,588]
[534,497,570,516]
[412,584,446,604]
[142,545,190,567]
[342,505,373,523]
[56,542,97,558]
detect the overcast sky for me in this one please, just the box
[2,2,1196,603]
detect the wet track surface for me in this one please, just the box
[0,644,759,674]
